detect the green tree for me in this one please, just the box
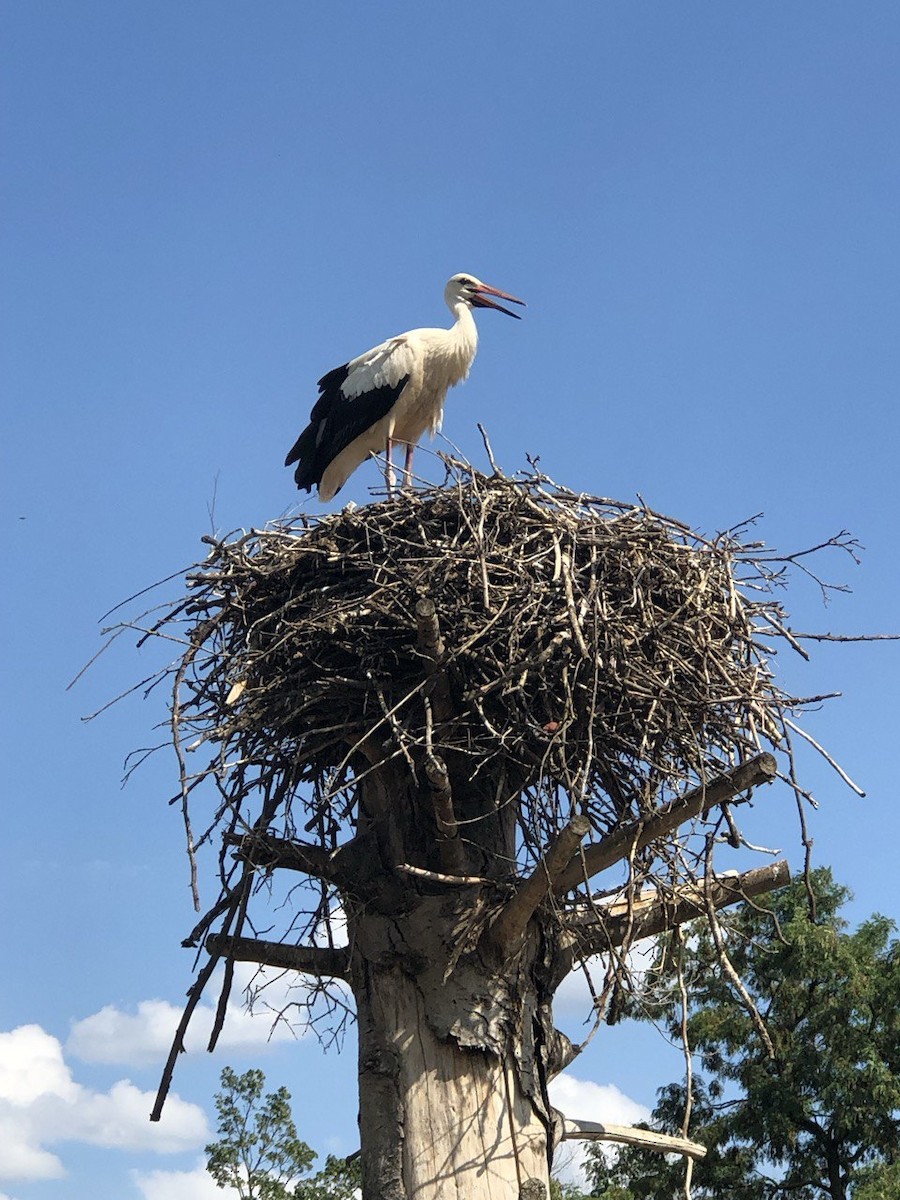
[853,1162,900,1200]
[205,1067,359,1200]
[549,1178,597,1200]
[586,870,900,1200]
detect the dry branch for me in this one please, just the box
[486,815,591,953]
[150,949,220,1122]
[224,831,349,882]
[555,753,778,895]
[424,750,466,875]
[570,860,791,951]
[206,933,350,980]
[561,1115,707,1160]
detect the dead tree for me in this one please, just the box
[134,462,864,1200]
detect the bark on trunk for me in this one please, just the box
[348,755,561,1200]
[355,955,550,1200]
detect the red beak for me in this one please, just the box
[471,282,526,319]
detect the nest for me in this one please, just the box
[140,459,853,894]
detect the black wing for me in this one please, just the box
[285,364,409,493]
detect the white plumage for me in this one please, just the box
[285,273,524,501]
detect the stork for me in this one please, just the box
[285,273,525,501]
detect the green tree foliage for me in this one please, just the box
[853,1162,900,1200]
[549,1178,597,1200]
[205,1067,360,1200]
[585,870,900,1200]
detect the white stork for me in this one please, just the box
[285,273,525,500]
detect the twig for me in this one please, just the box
[783,717,865,796]
[477,423,501,475]
[396,863,494,886]
[792,631,900,643]
[703,840,775,1058]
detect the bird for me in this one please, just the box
[285,273,525,501]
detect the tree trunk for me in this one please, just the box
[348,757,563,1200]
[355,952,551,1200]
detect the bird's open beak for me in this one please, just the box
[471,282,526,319]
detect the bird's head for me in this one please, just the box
[445,273,526,319]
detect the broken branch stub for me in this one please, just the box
[561,1115,707,1161]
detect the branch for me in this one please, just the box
[555,753,778,894]
[224,831,349,883]
[485,814,591,953]
[151,950,221,1121]
[568,860,790,952]
[397,863,493,886]
[561,1116,707,1161]
[422,699,466,874]
[416,597,466,873]
[206,934,351,980]
[415,595,453,721]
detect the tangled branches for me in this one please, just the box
[101,455,889,1133]
[122,459,865,919]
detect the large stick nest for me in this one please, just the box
[149,460,850,878]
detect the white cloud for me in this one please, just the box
[132,1158,238,1200]
[0,1025,78,1106]
[64,1081,208,1152]
[549,1073,649,1127]
[67,1000,185,1068]
[0,1110,64,1182]
[548,1073,651,1189]
[68,963,306,1067]
[0,1025,208,1183]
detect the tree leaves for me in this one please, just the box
[584,870,900,1200]
[205,1067,359,1200]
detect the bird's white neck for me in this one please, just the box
[447,300,479,376]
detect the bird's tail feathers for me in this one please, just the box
[284,427,319,492]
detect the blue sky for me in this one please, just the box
[2,3,899,1196]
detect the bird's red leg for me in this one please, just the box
[385,436,396,495]
[403,443,415,489]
